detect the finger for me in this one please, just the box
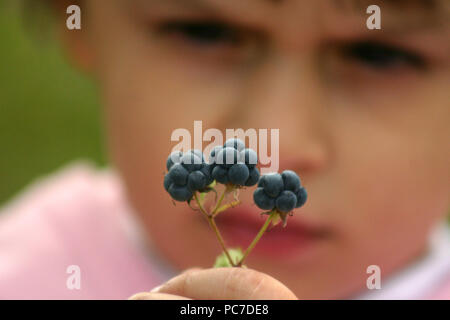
[180,267,203,275]
[157,267,297,300]
[150,267,203,293]
[128,292,191,300]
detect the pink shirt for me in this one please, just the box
[0,162,175,299]
[0,162,449,299]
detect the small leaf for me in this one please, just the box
[270,213,281,227]
[215,200,241,215]
[280,212,288,227]
[208,180,217,189]
[213,248,244,268]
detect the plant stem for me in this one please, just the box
[208,217,235,266]
[213,200,241,216]
[194,192,235,267]
[211,187,228,215]
[237,211,276,267]
[193,192,210,219]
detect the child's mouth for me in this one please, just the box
[215,206,330,260]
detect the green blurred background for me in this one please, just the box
[0,2,106,205]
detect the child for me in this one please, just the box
[0,0,449,299]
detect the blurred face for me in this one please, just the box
[73,0,450,298]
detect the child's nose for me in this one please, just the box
[229,52,329,175]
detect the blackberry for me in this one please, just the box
[164,149,214,201]
[254,170,307,212]
[228,163,250,186]
[275,190,297,213]
[224,138,245,152]
[166,151,183,171]
[253,187,276,210]
[207,139,259,187]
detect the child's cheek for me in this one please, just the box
[338,128,447,256]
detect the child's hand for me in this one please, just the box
[129,268,297,300]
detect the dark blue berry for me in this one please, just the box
[187,171,207,192]
[216,147,239,168]
[253,188,275,210]
[227,163,250,186]
[212,165,229,184]
[200,163,214,186]
[245,167,260,186]
[166,151,183,171]
[240,148,258,168]
[295,187,307,208]
[259,173,284,198]
[163,173,173,192]
[168,163,189,185]
[187,149,205,162]
[181,153,203,172]
[209,146,223,164]
[224,138,245,152]
[168,184,193,202]
[257,175,266,188]
[281,170,301,192]
[275,190,297,213]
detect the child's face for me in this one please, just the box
[74,0,449,298]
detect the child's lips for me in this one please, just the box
[215,206,330,259]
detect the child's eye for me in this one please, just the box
[341,41,427,70]
[156,20,242,46]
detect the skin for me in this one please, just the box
[129,268,297,300]
[57,0,449,299]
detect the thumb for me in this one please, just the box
[128,292,191,300]
[156,267,297,300]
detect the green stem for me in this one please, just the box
[238,211,276,267]
[211,187,228,215]
[193,192,210,219]
[194,192,235,267]
[213,200,241,216]
[208,218,235,267]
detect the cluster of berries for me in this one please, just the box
[209,139,260,187]
[253,170,307,213]
[164,150,213,202]
[163,138,309,267]
[164,139,261,202]
[164,139,307,216]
